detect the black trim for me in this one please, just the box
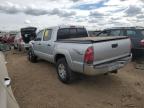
[94,54,131,66]
[56,36,129,44]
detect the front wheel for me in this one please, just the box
[28,50,37,63]
[56,58,77,84]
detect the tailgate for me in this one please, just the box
[93,38,131,65]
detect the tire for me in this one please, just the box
[25,47,29,51]
[28,50,37,63]
[14,45,17,49]
[56,58,77,84]
[111,70,118,74]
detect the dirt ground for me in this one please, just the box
[5,51,144,108]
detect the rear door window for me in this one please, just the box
[57,29,69,40]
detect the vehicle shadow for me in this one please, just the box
[75,74,123,87]
[36,59,125,87]
[132,53,144,70]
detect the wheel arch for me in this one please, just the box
[54,52,73,70]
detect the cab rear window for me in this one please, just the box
[57,28,88,40]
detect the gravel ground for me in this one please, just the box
[5,51,144,108]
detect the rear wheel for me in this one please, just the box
[111,70,118,74]
[56,58,77,84]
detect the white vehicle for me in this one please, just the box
[14,32,25,51]
[0,50,19,108]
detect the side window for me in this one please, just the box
[126,30,136,37]
[43,29,52,41]
[35,30,44,41]
[110,30,121,36]
[57,29,69,40]
[97,30,109,36]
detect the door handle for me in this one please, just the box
[47,44,51,46]
[112,43,118,48]
[4,77,11,87]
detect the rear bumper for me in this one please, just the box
[83,54,132,75]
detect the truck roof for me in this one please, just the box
[39,25,85,31]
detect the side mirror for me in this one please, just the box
[4,77,11,87]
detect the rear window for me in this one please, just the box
[57,28,88,40]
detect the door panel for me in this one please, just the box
[33,30,44,57]
[40,29,54,62]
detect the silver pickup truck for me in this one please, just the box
[28,26,132,83]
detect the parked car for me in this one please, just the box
[97,27,144,56]
[14,32,24,51]
[0,50,19,108]
[88,30,101,37]
[7,33,16,45]
[14,27,37,51]
[0,34,3,42]
[28,25,132,84]
[1,34,8,43]
[0,36,3,42]
[21,27,37,50]
[0,31,6,42]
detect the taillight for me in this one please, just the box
[84,46,94,64]
[140,39,144,47]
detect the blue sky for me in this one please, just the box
[0,0,144,31]
[72,0,109,10]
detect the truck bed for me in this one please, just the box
[57,36,128,43]
[56,36,131,66]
